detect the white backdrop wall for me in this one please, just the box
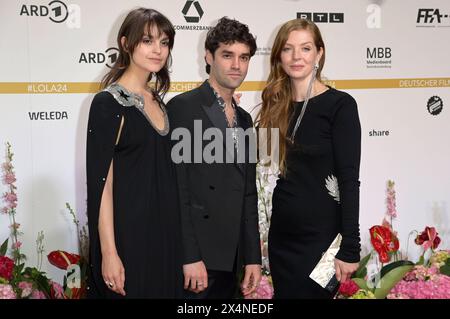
[1,0,449,283]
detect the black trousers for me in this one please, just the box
[184,252,239,299]
[183,269,238,299]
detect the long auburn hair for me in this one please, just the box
[256,19,325,175]
[101,8,175,97]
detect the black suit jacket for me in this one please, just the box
[167,81,261,272]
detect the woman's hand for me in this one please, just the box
[102,252,126,296]
[334,258,359,283]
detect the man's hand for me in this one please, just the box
[183,261,208,293]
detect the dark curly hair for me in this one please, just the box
[204,17,257,74]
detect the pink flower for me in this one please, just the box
[30,290,47,299]
[3,173,16,185]
[0,284,16,299]
[9,222,20,230]
[1,207,8,214]
[50,281,65,299]
[415,226,441,251]
[3,192,17,209]
[244,275,274,299]
[3,192,17,203]
[2,162,12,171]
[386,180,397,218]
[389,274,450,299]
[18,281,33,298]
[338,279,360,297]
[12,241,22,250]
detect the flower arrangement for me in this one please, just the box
[244,163,276,299]
[0,142,88,299]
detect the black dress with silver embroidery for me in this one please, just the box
[86,84,183,298]
[268,87,361,299]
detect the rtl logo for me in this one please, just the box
[296,12,344,23]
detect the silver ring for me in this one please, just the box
[106,281,114,288]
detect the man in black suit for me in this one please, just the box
[167,17,261,299]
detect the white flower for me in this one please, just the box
[325,175,340,203]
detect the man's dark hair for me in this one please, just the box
[204,17,257,74]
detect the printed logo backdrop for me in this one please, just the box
[1,0,449,283]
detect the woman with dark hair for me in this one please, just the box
[257,19,361,298]
[86,8,183,298]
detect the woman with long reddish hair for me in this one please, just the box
[257,19,361,298]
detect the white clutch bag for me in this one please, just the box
[309,233,342,293]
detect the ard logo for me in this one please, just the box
[78,47,119,69]
[19,0,81,27]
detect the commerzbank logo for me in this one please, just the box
[182,0,204,23]
[174,0,211,32]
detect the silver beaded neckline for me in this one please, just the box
[104,83,169,136]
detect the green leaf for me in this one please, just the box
[416,255,425,265]
[352,278,369,291]
[0,238,8,256]
[353,253,371,279]
[380,260,414,278]
[439,264,450,276]
[374,264,414,299]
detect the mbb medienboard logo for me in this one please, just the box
[19,1,81,28]
[174,0,212,31]
[296,12,344,23]
[417,8,450,27]
[79,47,119,68]
[366,47,392,68]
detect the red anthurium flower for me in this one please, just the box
[370,225,399,263]
[47,250,81,270]
[415,226,441,251]
[0,255,15,280]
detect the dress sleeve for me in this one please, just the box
[86,92,123,265]
[332,94,362,263]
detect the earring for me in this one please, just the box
[314,62,319,70]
